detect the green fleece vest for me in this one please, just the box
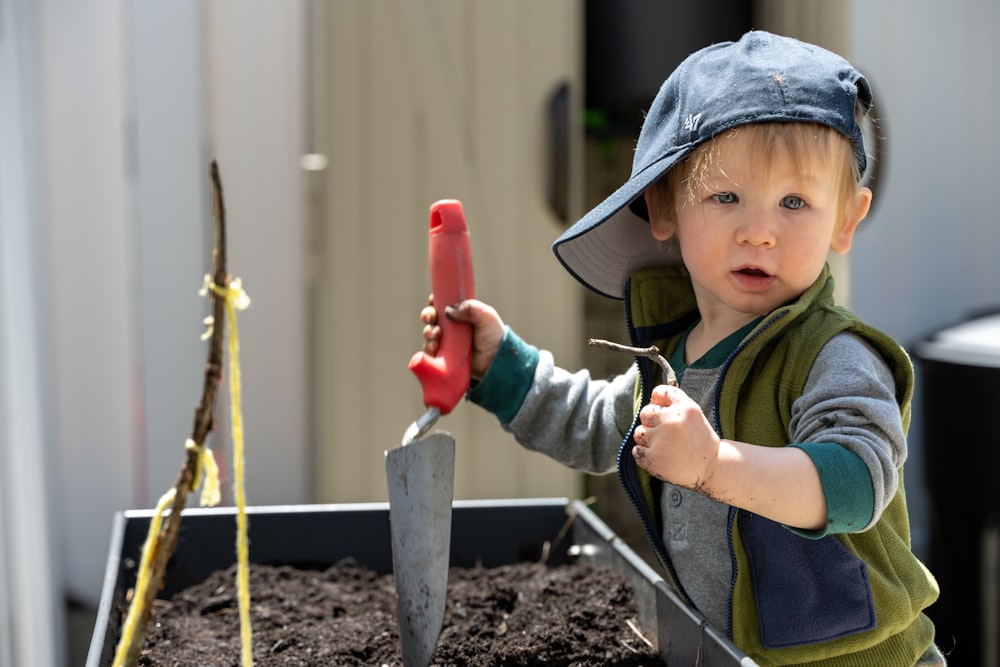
[627,264,939,666]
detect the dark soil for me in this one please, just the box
[136,560,665,666]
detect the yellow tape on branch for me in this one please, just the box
[204,274,254,667]
[186,439,221,508]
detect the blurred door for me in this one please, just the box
[309,0,585,503]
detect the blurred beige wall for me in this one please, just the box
[311,1,586,503]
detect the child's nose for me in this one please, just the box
[736,215,776,248]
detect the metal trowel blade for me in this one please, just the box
[385,431,455,667]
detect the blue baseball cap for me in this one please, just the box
[553,30,872,299]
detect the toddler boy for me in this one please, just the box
[420,31,943,666]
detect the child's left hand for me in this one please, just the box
[634,384,828,528]
[632,384,721,491]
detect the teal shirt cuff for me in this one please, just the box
[787,442,875,538]
[466,326,539,424]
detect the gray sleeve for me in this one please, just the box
[789,332,907,526]
[503,351,637,474]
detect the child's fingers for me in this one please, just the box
[420,305,438,325]
[631,440,665,481]
[638,404,661,428]
[422,322,439,339]
[650,383,681,406]
[443,300,476,323]
[422,322,442,349]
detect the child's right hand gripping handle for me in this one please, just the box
[407,199,475,415]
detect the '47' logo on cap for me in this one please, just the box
[684,113,703,131]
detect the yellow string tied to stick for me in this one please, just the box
[112,275,250,667]
[203,273,254,667]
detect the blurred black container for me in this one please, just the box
[916,313,1000,667]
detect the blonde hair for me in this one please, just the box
[647,121,863,225]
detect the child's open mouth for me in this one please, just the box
[733,266,776,290]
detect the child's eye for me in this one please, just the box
[781,195,805,210]
[712,192,738,204]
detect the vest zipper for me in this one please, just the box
[617,287,690,602]
[713,310,788,640]
[616,364,691,601]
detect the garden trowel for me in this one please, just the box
[386,199,474,667]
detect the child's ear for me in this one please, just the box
[831,186,872,254]
[645,190,676,241]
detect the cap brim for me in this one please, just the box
[553,152,685,299]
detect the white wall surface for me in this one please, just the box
[201,0,310,510]
[37,0,137,614]
[129,0,209,511]
[850,0,1000,338]
[128,0,311,513]
[0,0,66,663]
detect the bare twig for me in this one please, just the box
[115,161,230,666]
[588,338,678,386]
[538,496,596,565]
[621,640,641,654]
[625,618,656,650]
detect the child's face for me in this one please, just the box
[648,130,871,324]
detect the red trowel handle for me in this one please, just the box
[408,199,475,415]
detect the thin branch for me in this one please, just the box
[116,161,230,666]
[625,618,655,650]
[538,496,596,565]
[588,338,678,386]
[191,160,228,446]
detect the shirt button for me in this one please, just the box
[669,489,683,507]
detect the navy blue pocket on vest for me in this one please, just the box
[739,511,876,648]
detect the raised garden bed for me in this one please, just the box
[87,498,754,666]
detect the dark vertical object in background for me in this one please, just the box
[585,0,752,136]
[916,313,1000,667]
[547,82,571,223]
